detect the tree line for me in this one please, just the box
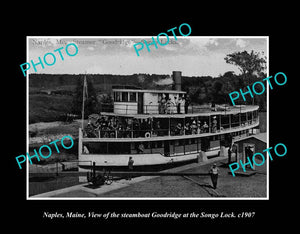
[30,50,267,120]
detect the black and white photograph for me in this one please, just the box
[27,36,268,199]
[4,3,297,227]
[5,7,297,227]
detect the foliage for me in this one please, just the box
[224,50,267,108]
[98,94,114,112]
[224,50,267,78]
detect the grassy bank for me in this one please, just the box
[29,94,73,124]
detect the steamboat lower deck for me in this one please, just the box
[78,105,260,170]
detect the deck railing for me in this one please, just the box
[83,117,259,139]
[100,103,247,115]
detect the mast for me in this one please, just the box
[81,74,88,130]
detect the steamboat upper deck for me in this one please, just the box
[83,71,260,141]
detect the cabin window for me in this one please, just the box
[99,142,108,154]
[210,135,220,141]
[144,142,150,149]
[129,92,137,102]
[241,113,247,124]
[231,114,240,127]
[253,110,258,120]
[221,115,230,129]
[122,92,128,102]
[108,142,130,154]
[191,138,197,144]
[114,92,121,102]
[81,142,131,154]
[248,111,253,122]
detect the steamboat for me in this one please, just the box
[78,71,260,172]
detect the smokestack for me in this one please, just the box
[172,71,182,91]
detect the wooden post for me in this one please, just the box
[131,119,133,138]
[168,117,170,136]
[198,151,207,162]
[183,117,185,135]
[150,118,153,137]
[78,128,82,157]
[92,162,96,179]
[196,116,199,134]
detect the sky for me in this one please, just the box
[28,36,267,77]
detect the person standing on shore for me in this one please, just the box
[209,163,219,189]
[127,156,134,180]
[228,146,232,164]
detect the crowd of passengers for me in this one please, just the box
[158,95,190,114]
[84,115,219,138]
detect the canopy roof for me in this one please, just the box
[112,88,186,94]
[99,105,259,119]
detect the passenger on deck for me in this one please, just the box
[85,122,97,138]
[175,123,183,135]
[154,120,162,136]
[212,116,217,133]
[203,121,209,133]
[184,95,190,114]
[133,119,140,138]
[125,125,131,138]
[174,96,178,113]
[137,143,144,154]
[83,145,90,154]
[102,125,109,138]
[197,120,201,134]
[176,96,182,114]
[181,97,185,114]
[191,120,197,134]
[184,122,191,135]
[159,96,167,114]
[166,98,174,114]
